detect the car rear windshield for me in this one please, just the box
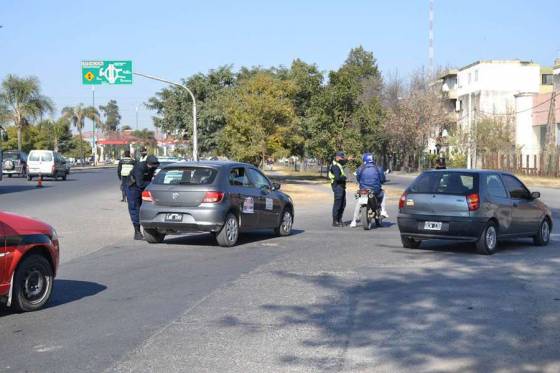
[28,152,53,162]
[408,171,478,195]
[3,152,18,160]
[153,167,217,185]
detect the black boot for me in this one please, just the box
[134,225,144,240]
[332,219,342,227]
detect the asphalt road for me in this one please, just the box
[1,169,560,372]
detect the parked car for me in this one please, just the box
[26,150,69,181]
[0,211,60,311]
[2,150,28,178]
[398,169,552,255]
[140,161,294,247]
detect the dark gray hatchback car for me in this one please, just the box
[398,169,552,254]
[140,161,294,247]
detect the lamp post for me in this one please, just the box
[132,72,198,161]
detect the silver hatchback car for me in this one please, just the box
[140,161,294,247]
[398,169,552,254]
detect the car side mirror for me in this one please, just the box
[272,182,281,191]
[531,191,541,200]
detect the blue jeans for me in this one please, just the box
[126,185,142,226]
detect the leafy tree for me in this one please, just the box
[219,72,297,166]
[307,46,383,161]
[64,136,92,160]
[34,118,72,152]
[146,65,237,156]
[99,99,121,132]
[61,104,100,164]
[0,74,54,151]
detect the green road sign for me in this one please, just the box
[82,60,133,85]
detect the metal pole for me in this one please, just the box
[135,105,139,130]
[467,92,472,169]
[133,72,198,161]
[92,86,96,166]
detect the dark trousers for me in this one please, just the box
[332,184,346,221]
[126,185,143,226]
[120,176,129,201]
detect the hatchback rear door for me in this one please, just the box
[149,166,218,207]
[402,171,476,218]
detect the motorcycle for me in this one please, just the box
[355,188,383,230]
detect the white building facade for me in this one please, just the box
[440,60,554,169]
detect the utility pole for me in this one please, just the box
[132,72,198,161]
[545,91,557,174]
[429,0,434,77]
[467,92,472,169]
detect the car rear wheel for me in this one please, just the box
[533,218,551,246]
[401,235,421,249]
[476,222,498,255]
[143,228,165,244]
[275,209,293,236]
[216,213,239,247]
[11,255,54,312]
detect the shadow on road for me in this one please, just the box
[0,279,106,316]
[163,229,305,247]
[0,184,51,194]
[217,243,560,372]
[49,279,107,308]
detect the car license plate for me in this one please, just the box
[424,221,442,231]
[165,213,183,222]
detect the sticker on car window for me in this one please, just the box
[266,198,273,210]
[243,197,254,214]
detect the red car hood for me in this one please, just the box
[0,211,52,236]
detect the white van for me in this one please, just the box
[27,150,69,181]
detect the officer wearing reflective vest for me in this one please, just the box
[117,150,135,202]
[329,151,348,227]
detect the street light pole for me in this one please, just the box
[92,86,97,166]
[133,72,198,161]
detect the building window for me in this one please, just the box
[475,70,478,82]
[542,74,553,85]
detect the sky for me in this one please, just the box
[1,0,558,131]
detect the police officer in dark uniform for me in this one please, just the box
[126,149,159,240]
[329,151,348,227]
[117,150,135,202]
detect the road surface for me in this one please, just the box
[1,169,560,372]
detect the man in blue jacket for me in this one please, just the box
[126,152,159,240]
[350,153,388,227]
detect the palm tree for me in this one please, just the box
[0,74,54,151]
[61,104,100,164]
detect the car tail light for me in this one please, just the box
[202,191,224,203]
[399,192,407,209]
[142,190,153,202]
[467,193,480,211]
